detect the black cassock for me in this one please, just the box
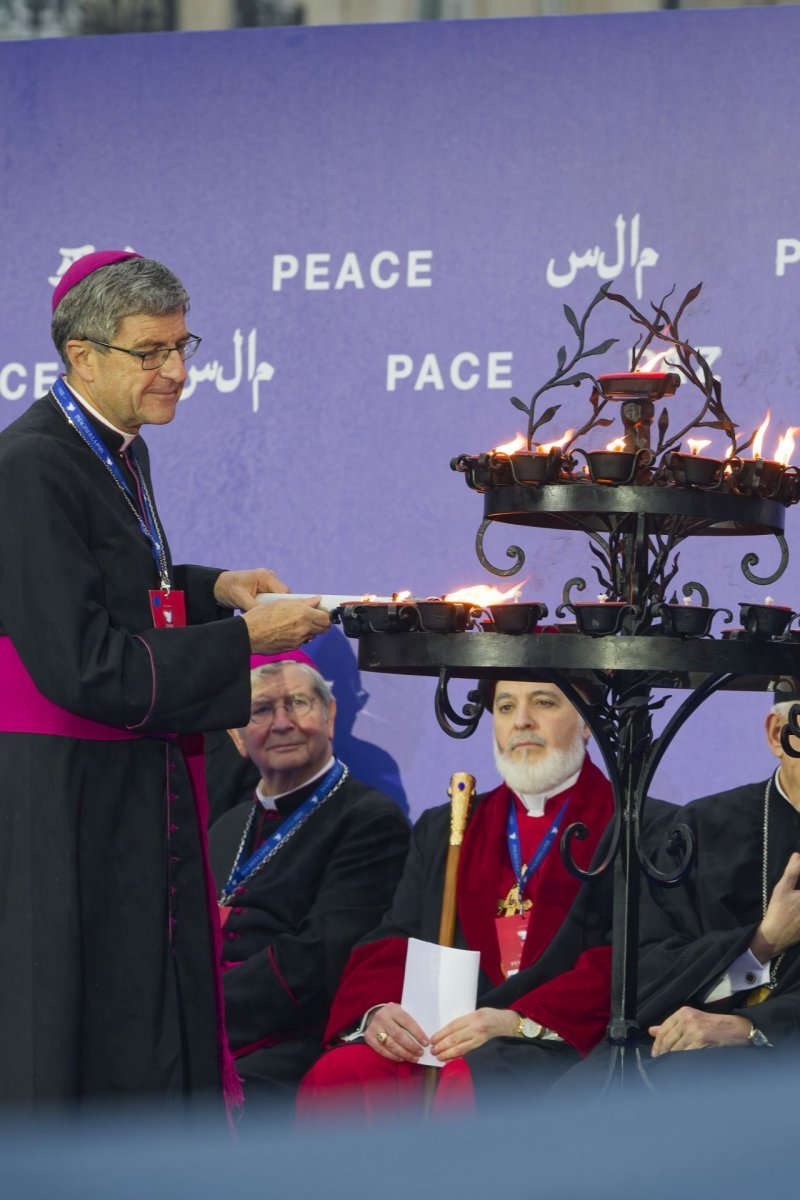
[0,393,252,1106]
[208,773,410,1098]
[638,776,800,1046]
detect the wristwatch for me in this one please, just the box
[748,1023,771,1048]
[515,1015,563,1042]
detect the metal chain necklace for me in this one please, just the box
[761,776,786,989]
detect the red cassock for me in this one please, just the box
[298,757,614,1116]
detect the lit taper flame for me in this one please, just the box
[493,433,527,455]
[775,428,798,466]
[444,581,527,605]
[753,411,771,459]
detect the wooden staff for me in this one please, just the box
[422,771,476,1115]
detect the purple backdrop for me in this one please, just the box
[2,10,799,815]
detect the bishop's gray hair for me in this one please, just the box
[51,257,189,368]
[771,700,800,721]
[251,661,334,709]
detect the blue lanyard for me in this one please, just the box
[220,760,347,903]
[51,378,170,588]
[506,792,571,902]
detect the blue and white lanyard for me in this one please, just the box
[52,378,171,590]
[219,760,348,903]
[506,793,571,902]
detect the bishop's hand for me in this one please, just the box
[214,567,289,610]
[242,595,330,654]
[364,1003,429,1064]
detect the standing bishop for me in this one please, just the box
[0,251,329,1109]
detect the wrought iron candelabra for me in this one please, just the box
[334,284,800,1083]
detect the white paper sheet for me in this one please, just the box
[400,938,480,1068]
[256,592,396,611]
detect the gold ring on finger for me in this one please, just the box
[376,1030,388,1045]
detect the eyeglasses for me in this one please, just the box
[249,694,320,726]
[85,334,202,370]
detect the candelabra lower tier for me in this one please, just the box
[353,628,800,688]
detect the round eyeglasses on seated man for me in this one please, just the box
[208,651,410,1112]
[0,250,330,1111]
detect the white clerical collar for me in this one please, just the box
[63,377,137,452]
[774,767,800,813]
[514,766,583,818]
[256,756,336,811]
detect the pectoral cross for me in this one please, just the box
[745,985,772,1007]
[497,884,533,917]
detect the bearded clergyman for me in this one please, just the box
[297,678,615,1116]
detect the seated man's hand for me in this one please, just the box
[365,1003,429,1064]
[243,597,330,653]
[751,852,800,962]
[214,568,289,611]
[430,1008,518,1062]
[649,1007,752,1056]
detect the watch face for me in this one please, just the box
[519,1018,542,1040]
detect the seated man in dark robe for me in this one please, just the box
[208,650,410,1108]
[628,692,800,1077]
[297,679,615,1117]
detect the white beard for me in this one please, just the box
[493,730,587,797]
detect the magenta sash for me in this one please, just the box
[0,636,141,739]
[0,635,244,1114]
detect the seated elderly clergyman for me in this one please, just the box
[208,651,410,1106]
[297,679,614,1116]
[625,690,800,1074]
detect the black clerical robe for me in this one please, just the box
[638,777,800,1046]
[0,393,252,1106]
[208,772,410,1092]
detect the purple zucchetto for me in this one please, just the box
[250,650,318,672]
[51,249,143,313]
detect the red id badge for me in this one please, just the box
[495,912,529,978]
[149,589,187,628]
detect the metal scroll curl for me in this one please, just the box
[560,816,621,884]
[781,701,800,759]
[434,668,488,739]
[474,518,526,578]
[676,580,710,608]
[741,533,789,587]
[555,576,588,617]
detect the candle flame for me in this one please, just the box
[637,347,674,373]
[597,593,609,603]
[687,439,711,456]
[765,596,774,606]
[752,410,771,459]
[682,596,693,605]
[393,590,412,602]
[493,433,527,455]
[536,429,574,454]
[444,581,527,606]
[606,438,627,452]
[774,427,798,467]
